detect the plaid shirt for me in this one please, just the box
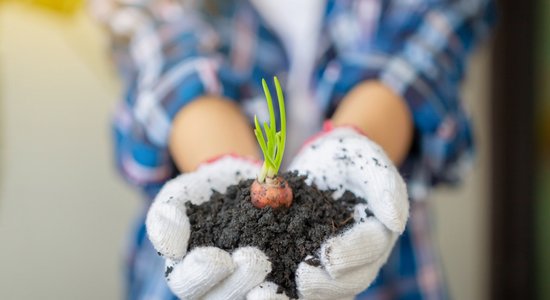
[92,0,495,299]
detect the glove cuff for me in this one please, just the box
[198,153,262,170]
[299,120,370,153]
[322,120,369,137]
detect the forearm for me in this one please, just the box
[331,81,413,165]
[169,96,260,172]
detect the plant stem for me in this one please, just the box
[254,76,287,183]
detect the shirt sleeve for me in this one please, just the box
[92,0,237,196]
[322,0,496,197]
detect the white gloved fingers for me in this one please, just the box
[297,227,398,300]
[204,247,272,300]
[146,156,260,259]
[246,281,289,300]
[320,218,393,278]
[146,179,191,259]
[146,171,213,259]
[166,247,235,300]
[288,127,409,233]
[296,252,389,300]
[288,127,371,198]
[296,261,379,300]
[195,156,260,204]
[362,169,409,233]
[328,135,408,234]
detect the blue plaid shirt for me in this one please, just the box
[93,0,495,298]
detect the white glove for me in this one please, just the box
[146,155,287,299]
[288,123,410,299]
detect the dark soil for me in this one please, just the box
[185,172,362,298]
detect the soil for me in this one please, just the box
[185,172,363,299]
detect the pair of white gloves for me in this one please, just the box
[146,123,409,299]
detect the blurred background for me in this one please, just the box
[0,0,547,299]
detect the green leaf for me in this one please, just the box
[253,76,287,182]
[262,79,277,135]
[263,121,276,159]
[254,116,274,168]
[274,76,286,170]
[274,132,283,172]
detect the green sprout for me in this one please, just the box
[254,77,287,183]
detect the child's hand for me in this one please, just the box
[288,122,409,299]
[146,156,281,299]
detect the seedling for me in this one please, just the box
[251,77,293,209]
[186,79,359,296]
